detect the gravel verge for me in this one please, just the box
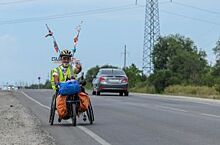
[0,91,56,145]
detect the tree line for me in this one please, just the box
[85,34,220,95]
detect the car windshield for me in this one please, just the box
[100,69,125,76]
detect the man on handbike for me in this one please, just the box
[51,49,82,122]
[51,49,82,90]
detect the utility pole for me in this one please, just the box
[142,0,160,74]
[123,45,127,69]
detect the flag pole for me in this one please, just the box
[45,24,60,53]
[72,21,83,57]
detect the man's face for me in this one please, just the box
[61,56,71,67]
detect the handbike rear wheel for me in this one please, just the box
[86,103,94,124]
[49,94,56,125]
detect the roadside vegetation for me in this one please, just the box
[85,34,220,99]
[25,80,51,89]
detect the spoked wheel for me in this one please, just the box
[90,104,94,122]
[86,102,94,124]
[71,104,77,126]
[49,94,56,125]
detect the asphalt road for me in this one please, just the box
[13,89,220,145]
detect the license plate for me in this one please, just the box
[108,79,120,83]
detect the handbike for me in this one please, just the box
[49,81,94,126]
[49,90,79,126]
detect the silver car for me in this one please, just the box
[92,68,129,96]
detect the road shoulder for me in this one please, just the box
[0,91,56,145]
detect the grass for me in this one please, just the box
[130,85,220,100]
[164,85,220,99]
[130,86,156,94]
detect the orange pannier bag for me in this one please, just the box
[79,92,90,112]
[56,95,68,119]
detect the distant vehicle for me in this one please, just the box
[92,68,129,96]
[3,85,18,91]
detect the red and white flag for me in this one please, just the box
[73,34,79,47]
[53,40,59,53]
[73,21,83,47]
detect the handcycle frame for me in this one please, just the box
[49,87,94,126]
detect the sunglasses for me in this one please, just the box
[62,57,71,60]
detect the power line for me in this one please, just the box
[161,9,220,26]
[0,0,169,6]
[0,1,170,25]
[0,4,139,25]
[1,2,220,26]
[171,1,220,16]
[0,0,39,5]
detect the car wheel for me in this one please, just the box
[124,91,129,96]
[97,91,100,96]
[92,90,96,95]
[119,92,123,96]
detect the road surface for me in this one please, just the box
[13,89,220,145]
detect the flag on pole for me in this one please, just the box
[53,40,59,53]
[73,34,79,47]
[72,21,83,55]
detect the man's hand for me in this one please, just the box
[75,63,82,74]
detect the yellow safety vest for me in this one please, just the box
[50,65,77,90]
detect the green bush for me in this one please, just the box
[85,82,93,90]
[130,85,156,94]
[164,85,219,99]
[149,70,172,93]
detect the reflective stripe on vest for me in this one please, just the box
[69,65,75,78]
[56,67,65,82]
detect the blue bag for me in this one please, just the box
[58,80,80,95]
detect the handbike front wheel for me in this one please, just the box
[49,94,56,125]
[71,104,77,126]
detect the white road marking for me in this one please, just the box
[132,93,220,106]
[121,99,220,120]
[200,113,220,118]
[21,91,112,145]
[158,105,188,113]
[21,91,50,110]
[77,126,111,145]
[158,105,220,119]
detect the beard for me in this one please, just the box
[62,63,69,68]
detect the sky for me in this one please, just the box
[1,0,220,85]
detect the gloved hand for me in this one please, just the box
[55,82,60,92]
